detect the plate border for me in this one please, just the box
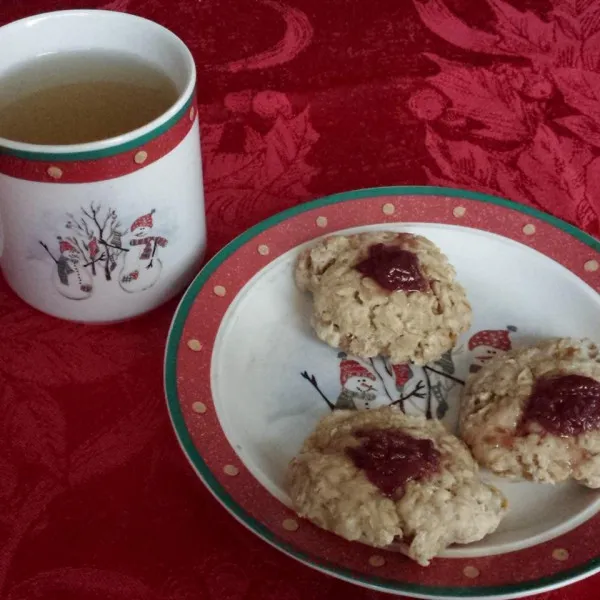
[164,185,600,599]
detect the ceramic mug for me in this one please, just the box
[0,10,206,323]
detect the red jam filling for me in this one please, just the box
[354,244,428,292]
[346,429,441,497]
[522,374,600,437]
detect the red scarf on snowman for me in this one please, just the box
[130,236,168,259]
[129,210,168,260]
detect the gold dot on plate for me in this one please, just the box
[522,224,536,236]
[282,518,299,532]
[453,206,466,218]
[382,203,395,216]
[190,106,196,121]
[134,150,148,165]
[258,244,270,256]
[187,339,202,351]
[213,285,226,297]
[584,259,599,272]
[47,166,63,180]
[316,216,328,228]
[553,548,569,561]
[463,566,480,579]
[369,555,386,568]
[192,401,207,414]
[223,464,239,476]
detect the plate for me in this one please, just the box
[165,186,600,600]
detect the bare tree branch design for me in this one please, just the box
[423,365,465,385]
[300,371,335,411]
[369,357,394,402]
[423,366,433,419]
[39,241,57,263]
[66,203,127,281]
[390,380,426,408]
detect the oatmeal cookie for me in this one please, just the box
[295,232,471,365]
[460,338,600,486]
[288,408,507,566]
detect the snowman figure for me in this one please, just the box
[468,326,517,373]
[43,238,93,300]
[119,209,168,293]
[336,359,387,410]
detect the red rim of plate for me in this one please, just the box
[164,186,600,599]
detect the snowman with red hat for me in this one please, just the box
[42,237,93,300]
[119,209,168,293]
[468,326,517,373]
[335,359,387,410]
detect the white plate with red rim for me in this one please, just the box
[165,186,600,600]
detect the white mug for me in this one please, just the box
[0,10,206,323]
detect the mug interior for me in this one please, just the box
[0,10,195,153]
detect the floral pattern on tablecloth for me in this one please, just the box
[0,0,598,599]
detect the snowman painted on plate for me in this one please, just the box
[41,237,93,300]
[300,356,413,411]
[468,326,517,373]
[336,359,388,410]
[119,209,168,293]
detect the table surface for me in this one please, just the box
[1,0,599,598]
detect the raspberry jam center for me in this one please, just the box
[355,244,428,292]
[522,374,600,437]
[347,428,440,497]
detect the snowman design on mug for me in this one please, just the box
[119,209,169,293]
[39,205,169,300]
[40,237,94,300]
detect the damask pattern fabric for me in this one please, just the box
[0,0,598,598]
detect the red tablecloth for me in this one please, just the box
[1,1,599,598]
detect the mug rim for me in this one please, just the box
[0,9,196,159]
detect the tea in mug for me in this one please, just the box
[0,50,179,145]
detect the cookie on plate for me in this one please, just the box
[295,231,471,365]
[460,338,600,487]
[288,408,507,566]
